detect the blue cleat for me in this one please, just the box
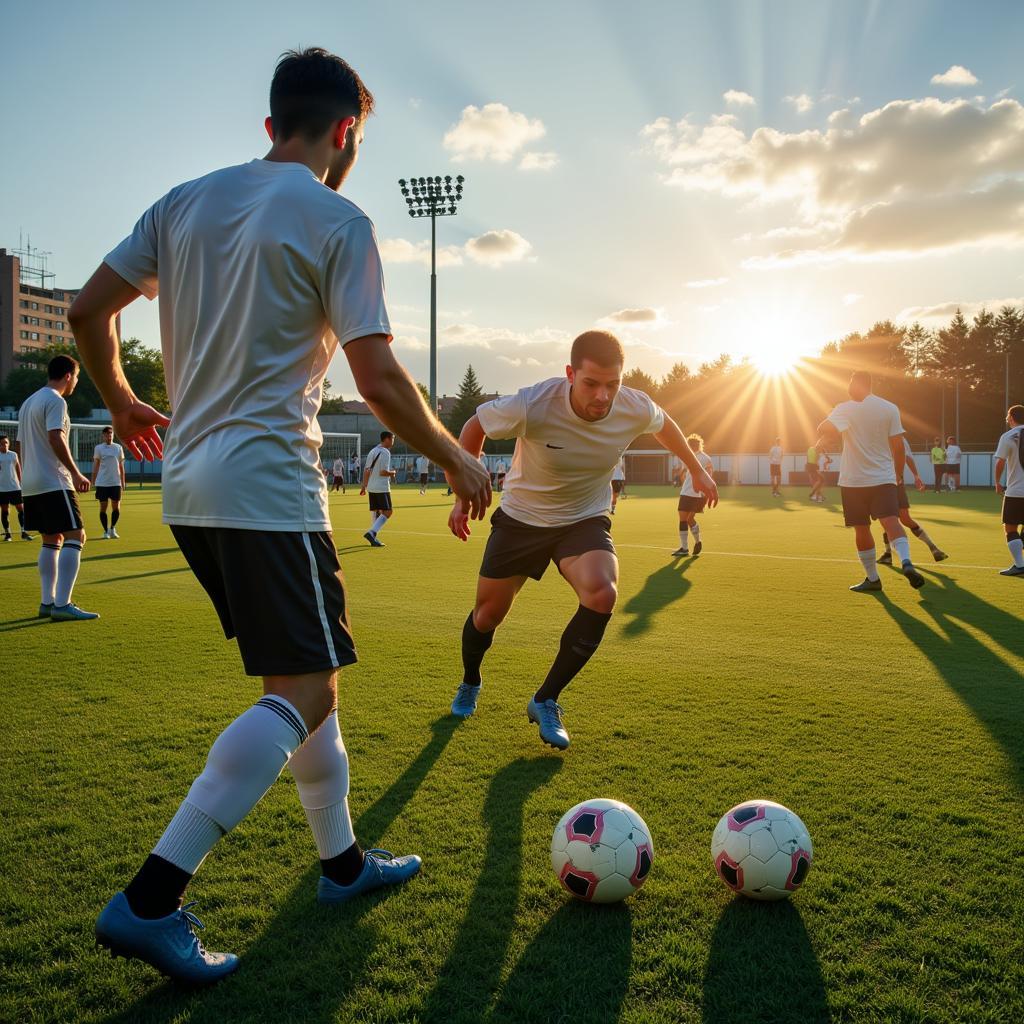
[95,892,239,984]
[317,848,422,905]
[527,698,570,750]
[451,682,481,718]
[50,603,100,621]
[38,603,53,619]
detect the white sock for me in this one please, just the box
[371,514,388,535]
[678,528,688,549]
[152,801,225,874]
[1009,537,1024,568]
[858,549,879,581]
[913,526,937,551]
[690,523,701,541]
[893,536,912,565]
[39,544,59,604]
[54,540,82,606]
[289,711,356,859]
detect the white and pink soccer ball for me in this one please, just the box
[550,798,654,903]
[711,799,813,901]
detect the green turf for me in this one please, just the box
[2,484,1022,1023]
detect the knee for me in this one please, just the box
[474,603,506,633]
[584,582,617,614]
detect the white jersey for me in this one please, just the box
[16,386,72,496]
[364,445,392,493]
[350,456,360,476]
[0,451,19,491]
[826,394,904,488]
[769,445,783,463]
[945,444,962,465]
[105,159,392,531]
[611,459,625,482]
[996,426,1024,498]
[332,459,345,476]
[93,442,124,487]
[415,456,428,475]
[476,377,664,527]
[680,451,714,497]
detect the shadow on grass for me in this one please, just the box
[0,547,180,572]
[416,756,562,1024]
[620,557,694,637]
[702,898,829,1024]
[0,615,52,633]
[92,567,191,585]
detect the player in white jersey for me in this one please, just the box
[447,331,718,749]
[69,48,491,984]
[610,457,625,514]
[0,434,34,541]
[818,371,925,592]
[768,437,783,497]
[673,435,714,556]
[91,426,126,538]
[944,436,962,491]
[876,438,948,565]
[16,356,97,619]
[416,454,429,493]
[995,404,1024,577]
[331,456,346,492]
[495,458,508,492]
[360,431,396,545]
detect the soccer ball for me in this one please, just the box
[550,799,654,903]
[711,800,813,901]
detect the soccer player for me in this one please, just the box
[930,437,946,492]
[495,457,507,492]
[877,438,948,564]
[331,456,346,492]
[0,434,34,541]
[360,430,396,545]
[447,330,718,749]
[673,434,714,556]
[944,435,962,491]
[610,457,625,513]
[16,356,97,619]
[416,453,429,494]
[995,404,1024,577]
[91,425,126,538]
[768,437,783,497]
[349,452,360,485]
[817,371,925,592]
[70,47,491,984]
[805,441,823,502]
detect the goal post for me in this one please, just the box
[320,432,362,480]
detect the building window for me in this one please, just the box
[31,302,39,310]
[19,299,29,309]
[20,330,28,339]
[55,321,64,330]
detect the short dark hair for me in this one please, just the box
[380,431,394,441]
[570,331,625,370]
[270,48,374,142]
[48,354,78,380]
[0,434,8,441]
[102,425,113,433]
[1009,404,1024,424]
[850,370,871,390]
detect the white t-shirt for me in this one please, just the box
[93,442,124,487]
[476,377,664,527]
[827,394,904,488]
[995,426,1024,498]
[945,444,962,465]
[17,386,72,496]
[416,456,428,475]
[611,459,625,482]
[680,452,714,497]
[364,445,392,493]
[104,159,392,531]
[332,459,345,476]
[350,456,360,474]
[0,451,19,491]
[769,445,783,464]
[496,461,507,475]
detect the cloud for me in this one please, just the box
[724,89,756,107]
[597,307,670,329]
[932,65,979,87]
[896,297,1024,324]
[843,293,863,306]
[378,238,464,268]
[443,103,546,162]
[785,93,815,114]
[685,277,728,289]
[464,229,533,267]
[519,151,559,171]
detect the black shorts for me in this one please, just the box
[171,526,356,677]
[611,479,625,494]
[805,462,820,478]
[947,464,961,476]
[368,492,392,512]
[419,473,428,484]
[677,495,706,513]
[1002,495,1024,525]
[95,485,122,502]
[479,507,615,581]
[0,489,23,505]
[770,464,781,477]
[23,489,82,534]
[333,475,345,485]
[841,484,899,527]
[872,482,910,518]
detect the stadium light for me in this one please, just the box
[396,174,466,415]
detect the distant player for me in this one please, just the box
[805,441,824,502]
[877,438,948,565]
[447,330,718,750]
[349,452,360,484]
[817,370,924,592]
[0,434,34,541]
[416,453,429,494]
[92,425,126,538]
[331,456,346,492]
[995,404,1024,577]
[944,436,961,491]
[360,430,396,546]
[768,437,783,497]
[673,434,714,556]
[17,355,98,619]
[930,438,946,492]
[610,457,625,513]
[818,447,833,500]
[495,457,507,492]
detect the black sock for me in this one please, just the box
[123,854,193,919]
[462,612,495,686]
[881,531,890,550]
[1,510,8,532]
[111,509,120,527]
[100,511,108,531]
[320,840,365,886]
[534,605,612,704]
[17,508,25,530]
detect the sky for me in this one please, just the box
[3,0,1024,401]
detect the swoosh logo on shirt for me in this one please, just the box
[546,443,565,449]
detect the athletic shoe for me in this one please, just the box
[932,549,948,562]
[2,533,10,542]
[527,698,570,750]
[451,682,481,718]
[693,540,703,556]
[22,532,35,540]
[95,892,238,985]
[363,531,385,548]
[317,848,422,905]
[38,603,53,618]
[902,562,926,589]
[877,551,893,565]
[671,547,689,557]
[101,530,110,539]
[999,564,1024,577]
[50,603,100,621]
[110,528,120,539]
[850,577,882,593]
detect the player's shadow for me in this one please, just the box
[0,615,54,633]
[702,898,830,1023]
[92,566,191,585]
[0,547,181,572]
[620,558,694,637]
[416,756,562,1024]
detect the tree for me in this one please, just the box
[0,366,47,408]
[904,322,932,377]
[415,381,432,407]
[319,378,348,414]
[444,365,485,437]
[621,368,658,395]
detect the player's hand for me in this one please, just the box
[914,476,926,491]
[695,469,719,508]
[445,450,492,529]
[996,483,1005,495]
[112,400,171,462]
[449,498,472,541]
[359,488,366,496]
[73,470,91,493]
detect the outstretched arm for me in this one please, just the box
[652,414,718,507]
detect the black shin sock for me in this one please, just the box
[320,841,366,886]
[100,511,108,531]
[1,510,8,532]
[112,509,120,527]
[534,605,612,704]
[461,612,495,686]
[123,854,193,919]
[17,508,25,530]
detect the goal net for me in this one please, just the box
[320,432,362,479]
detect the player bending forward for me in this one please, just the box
[877,438,947,565]
[673,434,714,556]
[92,425,126,538]
[0,434,34,541]
[447,330,718,749]
[995,404,1024,577]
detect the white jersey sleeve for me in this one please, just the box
[827,401,850,433]
[105,198,162,299]
[477,390,529,440]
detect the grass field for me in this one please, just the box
[2,483,1023,1023]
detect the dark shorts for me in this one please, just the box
[946,464,961,476]
[479,507,615,581]
[677,494,706,514]
[611,479,625,494]
[841,484,899,527]
[0,489,23,505]
[95,485,122,502]
[368,492,392,512]
[170,526,356,677]
[805,462,820,479]
[1002,495,1024,526]
[770,464,781,476]
[419,473,428,484]
[873,482,910,518]
[23,489,82,534]
[333,475,345,485]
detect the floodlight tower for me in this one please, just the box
[397,175,465,414]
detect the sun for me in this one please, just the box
[750,348,801,377]
[747,324,811,377]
